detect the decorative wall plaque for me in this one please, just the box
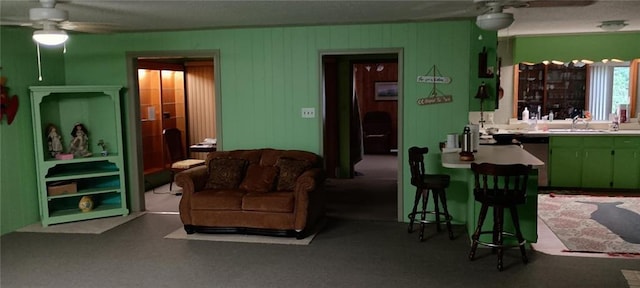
[417,65,453,105]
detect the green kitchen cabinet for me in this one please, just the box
[612,137,640,189]
[30,86,129,226]
[549,136,583,187]
[581,137,614,188]
[550,135,639,190]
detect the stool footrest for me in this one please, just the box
[417,210,452,224]
[473,231,526,249]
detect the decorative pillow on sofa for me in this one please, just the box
[239,164,279,193]
[276,157,311,191]
[204,158,247,190]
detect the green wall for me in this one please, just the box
[1,20,492,234]
[513,32,640,63]
[1,27,66,234]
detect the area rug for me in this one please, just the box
[16,212,145,234]
[164,220,324,245]
[538,194,640,255]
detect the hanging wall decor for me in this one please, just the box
[0,77,19,125]
[416,65,453,105]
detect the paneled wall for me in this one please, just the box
[138,68,186,174]
[354,62,398,150]
[186,61,216,160]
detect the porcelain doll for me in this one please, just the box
[69,123,92,157]
[46,124,64,157]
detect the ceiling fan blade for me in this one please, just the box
[0,20,33,27]
[525,0,596,8]
[410,1,482,20]
[58,21,120,33]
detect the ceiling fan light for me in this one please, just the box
[476,12,514,31]
[33,30,68,46]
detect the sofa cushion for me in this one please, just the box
[191,189,246,210]
[242,192,295,213]
[239,164,279,193]
[275,157,311,191]
[204,158,247,190]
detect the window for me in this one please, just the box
[588,62,630,121]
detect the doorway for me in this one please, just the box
[321,50,403,222]
[125,51,220,213]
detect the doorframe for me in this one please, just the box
[318,48,404,222]
[125,50,221,212]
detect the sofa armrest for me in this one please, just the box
[175,165,209,225]
[293,167,326,231]
[175,165,209,193]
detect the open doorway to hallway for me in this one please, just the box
[321,51,402,222]
[125,51,219,213]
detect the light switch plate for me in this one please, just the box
[301,108,315,118]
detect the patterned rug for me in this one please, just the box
[538,194,640,255]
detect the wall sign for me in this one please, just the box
[416,75,451,84]
[416,65,453,105]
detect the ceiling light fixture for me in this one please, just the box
[551,60,564,65]
[581,59,594,64]
[598,20,628,32]
[33,29,68,46]
[476,12,514,31]
[476,1,514,31]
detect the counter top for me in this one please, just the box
[522,129,640,136]
[442,145,545,169]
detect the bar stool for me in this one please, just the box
[468,162,532,271]
[407,146,454,241]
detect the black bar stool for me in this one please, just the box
[407,146,454,241]
[468,162,532,271]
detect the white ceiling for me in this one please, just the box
[1,0,639,37]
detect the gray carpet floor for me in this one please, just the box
[3,214,639,288]
[4,155,639,287]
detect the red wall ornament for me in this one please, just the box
[0,76,19,125]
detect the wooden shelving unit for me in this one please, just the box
[514,63,587,120]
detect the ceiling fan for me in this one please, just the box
[1,0,115,46]
[473,0,595,31]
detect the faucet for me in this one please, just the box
[572,115,589,130]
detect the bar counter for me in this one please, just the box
[440,145,544,243]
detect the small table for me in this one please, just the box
[189,143,216,153]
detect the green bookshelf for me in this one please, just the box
[30,86,129,226]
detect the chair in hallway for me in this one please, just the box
[468,162,532,271]
[407,146,454,241]
[362,111,392,154]
[163,128,205,191]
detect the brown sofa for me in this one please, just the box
[175,148,325,238]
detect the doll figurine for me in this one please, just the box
[46,124,64,157]
[69,123,92,157]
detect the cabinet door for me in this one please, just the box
[581,148,613,188]
[549,147,582,187]
[581,137,613,189]
[612,149,640,189]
